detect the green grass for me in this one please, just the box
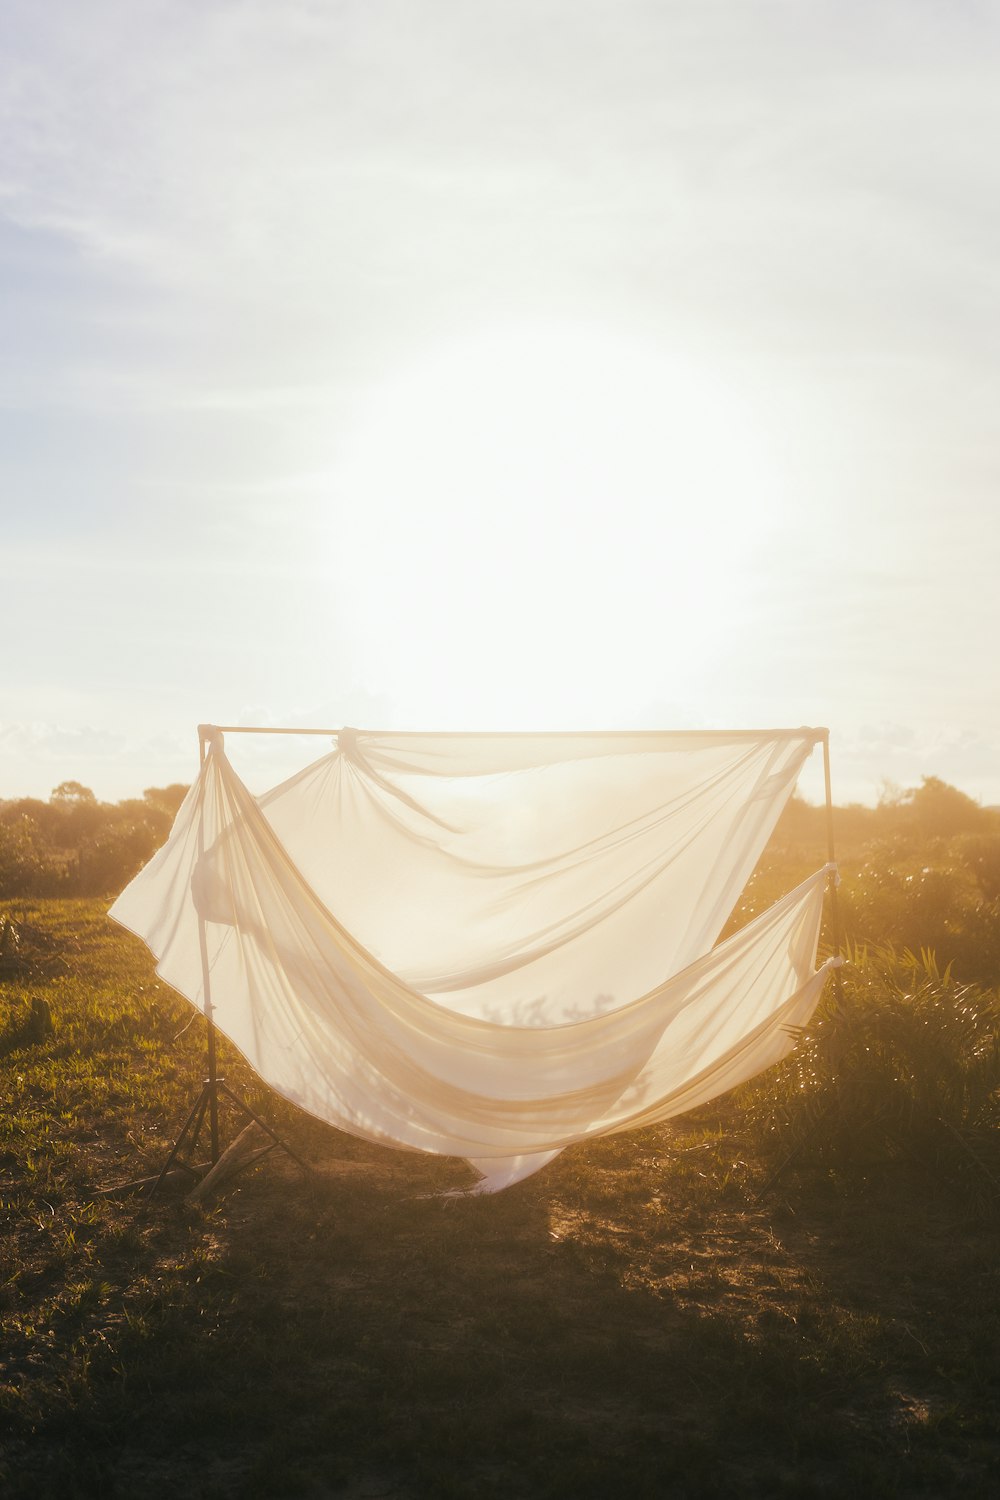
[1,901,999,1498]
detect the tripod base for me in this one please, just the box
[151,1075,311,1197]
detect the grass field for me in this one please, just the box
[2,900,999,1498]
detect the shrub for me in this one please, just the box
[742,946,1000,1195]
[0,783,188,899]
[838,841,1000,987]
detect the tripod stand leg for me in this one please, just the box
[217,1082,313,1175]
[151,1083,213,1196]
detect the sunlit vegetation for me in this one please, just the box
[732,778,1000,1201]
[0,782,188,899]
[2,775,1000,1495]
[741,945,1000,1201]
[734,775,1000,987]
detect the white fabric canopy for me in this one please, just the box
[110,727,837,1191]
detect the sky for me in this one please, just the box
[2,0,999,807]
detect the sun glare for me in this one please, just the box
[327,326,780,729]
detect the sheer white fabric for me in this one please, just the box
[110,728,835,1191]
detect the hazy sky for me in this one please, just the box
[3,0,999,806]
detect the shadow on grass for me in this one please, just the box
[5,1123,998,1500]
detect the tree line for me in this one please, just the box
[751,775,1000,987]
[2,771,999,986]
[0,780,189,899]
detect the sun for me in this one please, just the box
[326,323,781,730]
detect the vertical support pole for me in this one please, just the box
[197,727,221,1164]
[205,1004,220,1165]
[821,729,845,1002]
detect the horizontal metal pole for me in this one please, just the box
[204,725,345,736]
[200,724,829,741]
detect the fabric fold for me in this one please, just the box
[110,727,832,1189]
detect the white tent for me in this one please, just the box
[111,726,840,1191]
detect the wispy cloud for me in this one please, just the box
[0,721,124,760]
[6,2,997,340]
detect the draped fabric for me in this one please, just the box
[110,727,837,1191]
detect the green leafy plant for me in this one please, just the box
[742,945,1000,1193]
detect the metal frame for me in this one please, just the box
[154,720,844,1192]
[821,729,845,1000]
